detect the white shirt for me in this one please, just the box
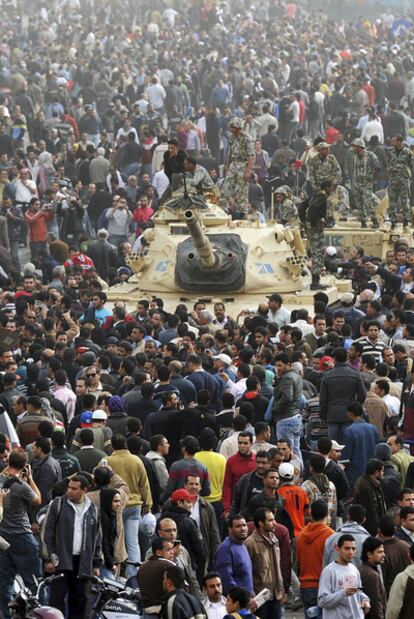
[145,83,166,110]
[116,126,139,144]
[383,393,401,417]
[190,497,200,527]
[401,525,414,543]
[288,100,300,122]
[152,170,169,198]
[361,119,384,144]
[267,306,291,326]
[203,597,227,619]
[69,497,90,555]
[15,179,37,202]
[289,319,314,336]
[219,431,241,460]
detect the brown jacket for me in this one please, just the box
[381,536,411,596]
[359,561,386,619]
[363,391,388,438]
[244,528,284,599]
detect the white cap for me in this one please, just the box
[92,409,107,421]
[331,440,345,451]
[278,463,295,479]
[326,246,337,257]
[213,353,232,366]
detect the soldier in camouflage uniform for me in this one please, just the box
[274,185,298,225]
[307,142,342,225]
[304,180,333,290]
[220,117,255,218]
[387,134,414,228]
[351,138,381,228]
[327,183,350,220]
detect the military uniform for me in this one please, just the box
[220,118,255,214]
[308,148,342,191]
[187,163,214,193]
[351,139,380,224]
[327,184,350,219]
[276,186,298,225]
[305,189,328,289]
[387,145,413,224]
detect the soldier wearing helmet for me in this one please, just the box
[219,117,255,219]
[351,137,381,228]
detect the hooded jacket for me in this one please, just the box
[323,521,369,567]
[297,522,334,589]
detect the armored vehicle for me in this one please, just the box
[107,188,351,312]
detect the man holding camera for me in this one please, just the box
[0,449,42,619]
[24,196,54,261]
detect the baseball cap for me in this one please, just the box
[92,409,107,421]
[80,411,93,427]
[320,356,334,371]
[171,489,195,503]
[341,292,354,304]
[326,246,337,257]
[278,463,295,480]
[76,346,90,354]
[330,440,345,451]
[213,353,232,366]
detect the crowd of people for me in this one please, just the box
[1,0,414,619]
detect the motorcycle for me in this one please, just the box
[9,574,65,619]
[88,575,142,619]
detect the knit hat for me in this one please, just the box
[375,443,391,461]
[109,395,124,413]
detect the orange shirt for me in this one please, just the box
[278,484,309,537]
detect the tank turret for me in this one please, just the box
[111,190,352,312]
[184,210,218,270]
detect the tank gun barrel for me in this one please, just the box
[184,210,218,270]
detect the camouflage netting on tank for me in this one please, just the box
[175,234,247,293]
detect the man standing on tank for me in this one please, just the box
[220,117,255,219]
[304,180,332,291]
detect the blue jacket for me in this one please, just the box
[214,536,253,595]
[343,419,380,485]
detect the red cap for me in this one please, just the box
[171,489,195,503]
[320,356,334,371]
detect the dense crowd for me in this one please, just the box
[1,1,414,619]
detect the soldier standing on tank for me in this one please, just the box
[274,186,298,225]
[351,137,381,228]
[220,117,255,219]
[304,180,332,290]
[387,134,414,229]
[327,183,350,220]
[307,142,342,227]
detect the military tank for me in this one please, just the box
[324,193,414,260]
[107,188,351,313]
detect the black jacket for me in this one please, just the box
[230,471,264,517]
[161,587,206,619]
[352,474,386,536]
[161,504,205,571]
[43,495,102,576]
[395,527,414,546]
[319,363,366,423]
[381,461,401,508]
